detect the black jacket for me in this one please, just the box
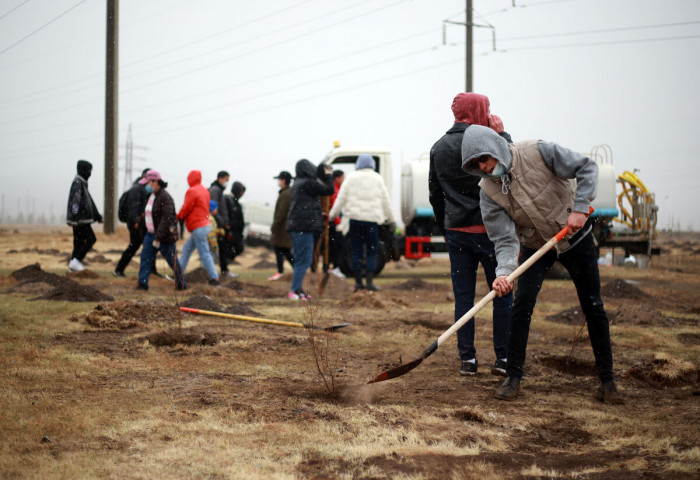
[125,181,149,227]
[150,189,179,244]
[227,182,245,233]
[66,175,101,226]
[209,181,229,228]
[429,123,512,233]
[286,159,334,233]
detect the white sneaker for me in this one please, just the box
[68,258,85,272]
[330,267,345,279]
[224,271,239,278]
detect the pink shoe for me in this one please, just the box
[287,291,300,300]
[299,290,312,300]
[268,272,283,281]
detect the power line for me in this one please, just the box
[0,0,89,56]
[0,0,30,21]
[495,20,700,42]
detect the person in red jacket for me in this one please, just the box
[177,170,220,286]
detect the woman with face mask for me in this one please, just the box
[137,170,187,291]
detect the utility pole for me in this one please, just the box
[466,0,473,92]
[104,0,119,233]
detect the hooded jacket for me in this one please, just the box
[429,93,512,232]
[329,155,394,227]
[226,181,246,233]
[66,160,102,226]
[150,187,179,244]
[178,170,211,232]
[209,179,229,228]
[286,159,334,233]
[461,125,598,276]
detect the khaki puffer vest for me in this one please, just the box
[479,140,576,251]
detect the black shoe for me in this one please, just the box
[495,376,521,401]
[112,271,126,278]
[594,381,625,404]
[459,360,478,376]
[176,284,188,291]
[208,279,220,286]
[136,283,148,291]
[354,283,365,292]
[491,359,507,377]
[366,283,381,292]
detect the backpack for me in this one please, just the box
[118,189,130,222]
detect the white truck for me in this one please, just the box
[321,142,658,276]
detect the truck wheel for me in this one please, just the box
[338,237,386,277]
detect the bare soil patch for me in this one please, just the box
[601,278,648,299]
[145,326,220,347]
[538,354,597,376]
[81,299,180,329]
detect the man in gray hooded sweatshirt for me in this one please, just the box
[461,125,623,404]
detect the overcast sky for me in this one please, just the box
[1,0,699,230]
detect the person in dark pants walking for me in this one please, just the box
[210,171,237,278]
[461,124,623,404]
[429,92,513,377]
[66,159,102,272]
[114,168,159,277]
[226,181,246,264]
[269,171,294,280]
[137,170,186,291]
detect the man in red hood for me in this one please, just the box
[177,170,220,285]
[429,92,514,378]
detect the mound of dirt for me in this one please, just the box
[601,279,648,299]
[677,333,700,345]
[7,281,55,295]
[184,267,211,284]
[628,352,699,386]
[11,263,66,286]
[539,355,596,376]
[180,295,260,316]
[610,303,672,326]
[389,278,445,291]
[145,327,220,347]
[83,300,179,329]
[546,307,586,325]
[250,259,277,270]
[11,263,113,302]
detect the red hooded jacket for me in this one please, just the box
[451,93,490,126]
[177,170,211,232]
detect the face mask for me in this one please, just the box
[145,185,154,194]
[488,163,505,178]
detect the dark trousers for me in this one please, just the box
[506,232,614,382]
[274,247,294,274]
[445,230,512,361]
[218,232,230,273]
[138,232,185,289]
[116,223,142,273]
[71,224,96,261]
[349,220,378,275]
[228,230,245,260]
[328,223,343,268]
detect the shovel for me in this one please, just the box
[179,306,351,331]
[368,208,594,384]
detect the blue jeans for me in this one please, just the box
[290,231,313,293]
[138,232,186,289]
[445,230,512,361]
[506,232,614,382]
[349,220,378,274]
[179,226,218,280]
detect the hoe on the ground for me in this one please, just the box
[368,208,594,384]
[179,307,351,331]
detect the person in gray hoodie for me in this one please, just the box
[461,125,623,405]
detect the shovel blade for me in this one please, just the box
[368,356,425,384]
[321,322,352,332]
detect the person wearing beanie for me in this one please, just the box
[269,171,294,281]
[114,167,159,278]
[177,170,220,286]
[286,159,334,300]
[66,159,102,272]
[329,154,394,292]
[428,92,514,378]
[225,181,246,267]
[461,124,622,405]
[137,170,186,291]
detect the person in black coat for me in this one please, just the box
[66,159,102,272]
[210,171,235,277]
[286,159,334,300]
[226,181,246,263]
[114,168,159,277]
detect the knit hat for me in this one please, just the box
[355,154,375,170]
[138,169,161,184]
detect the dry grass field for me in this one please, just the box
[0,225,698,479]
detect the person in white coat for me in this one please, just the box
[329,154,394,291]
